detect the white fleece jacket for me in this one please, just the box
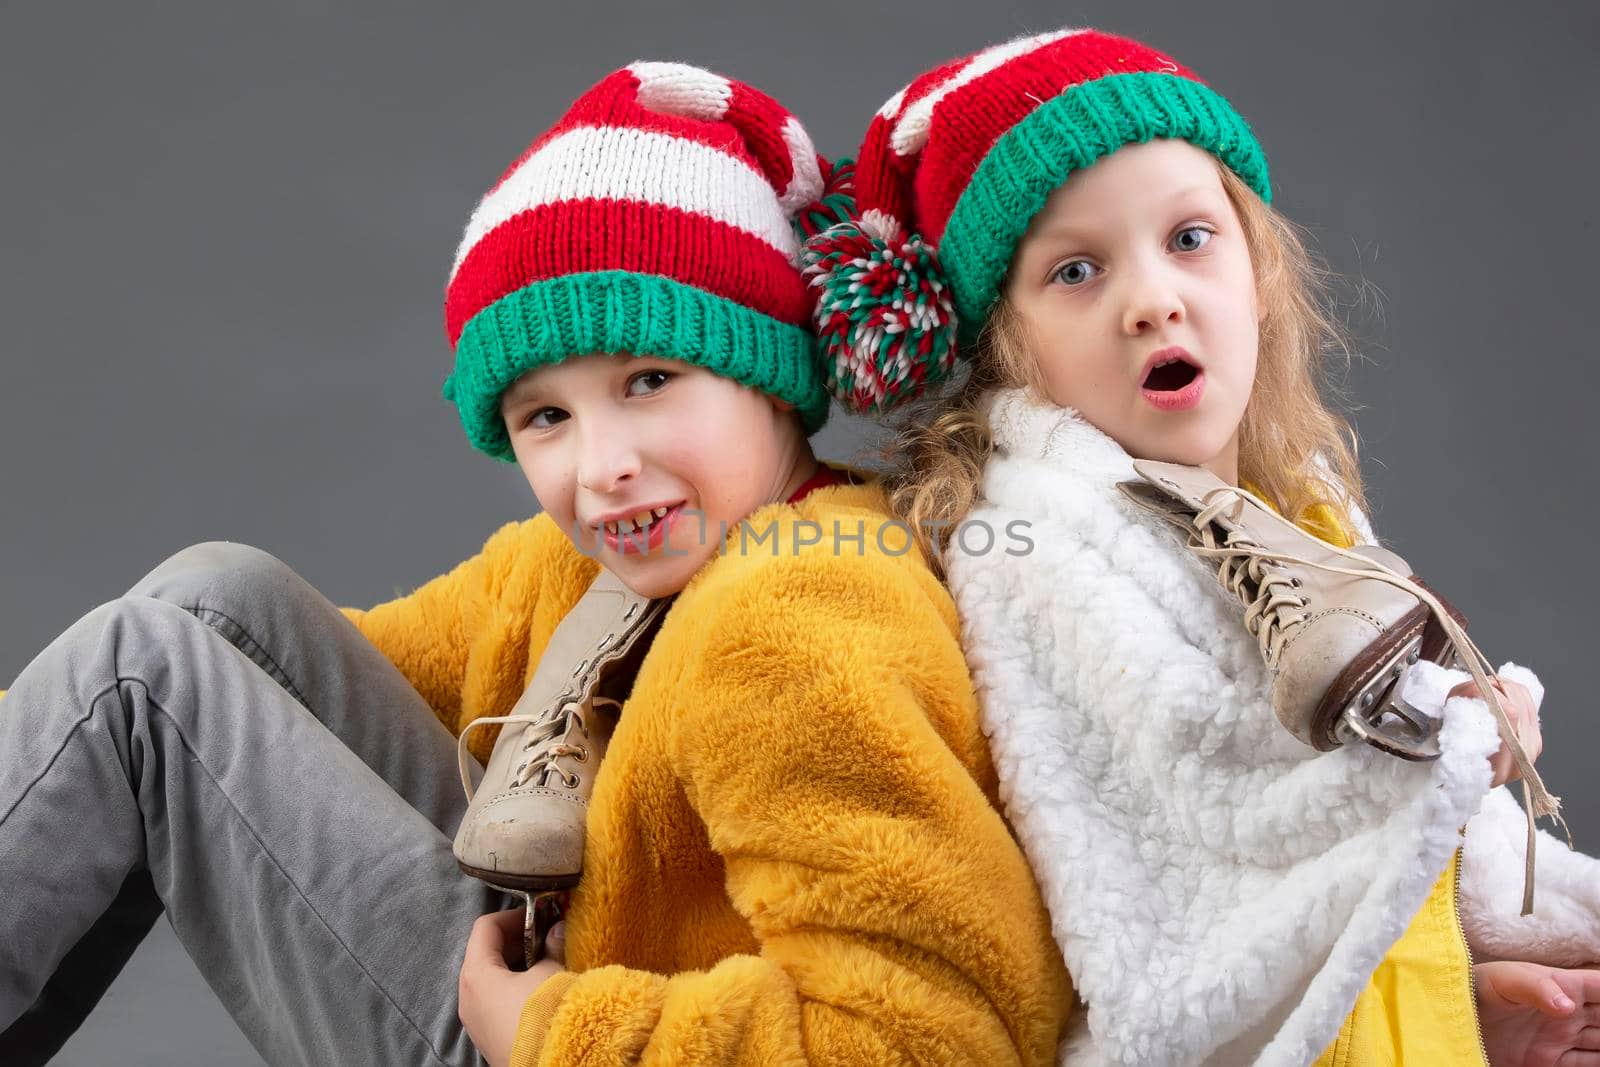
[948,387,1596,1067]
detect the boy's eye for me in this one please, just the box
[626,369,674,396]
[524,406,567,430]
[1171,226,1213,252]
[1052,259,1100,287]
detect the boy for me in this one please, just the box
[0,62,1070,1066]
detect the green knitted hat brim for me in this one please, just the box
[940,72,1272,346]
[444,271,831,462]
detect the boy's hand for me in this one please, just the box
[459,908,567,1067]
[1449,675,1541,787]
[1475,960,1600,1065]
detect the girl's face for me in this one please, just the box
[1003,139,1261,483]
[501,354,814,598]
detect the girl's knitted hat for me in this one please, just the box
[803,28,1272,414]
[444,62,844,461]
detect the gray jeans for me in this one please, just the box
[0,542,506,1066]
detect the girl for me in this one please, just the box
[0,63,1071,1065]
[803,28,1600,1067]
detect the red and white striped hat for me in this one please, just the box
[443,62,837,460]
[803,28,1270,415]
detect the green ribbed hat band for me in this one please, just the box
[940,72,1271,343]
[444,271,829,462]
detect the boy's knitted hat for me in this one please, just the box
[803,28,1272,414]
[444,62,842,461]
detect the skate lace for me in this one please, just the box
[1185,483,1565,915]
[455,697,621,799]
[1188,493,1309,670]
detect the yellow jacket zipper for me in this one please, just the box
[1454,841,1492,1066]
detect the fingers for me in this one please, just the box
[1543,974,1579,1015]
[1461,676,1542,786]
[1505,968,1579,1016]
[543,920,567,967]
[1489,747,1515,789]
[1480,961,1580,1015]
[1499,679,1542,765]
[464,908,525,972]
[1573,968,1600,999]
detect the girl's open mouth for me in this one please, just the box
[1141,355,1205,412]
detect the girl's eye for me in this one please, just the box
[1171,226,1213,253]
[524,406,567,430]
[1052,259,1100,287]
[627,369,674,396]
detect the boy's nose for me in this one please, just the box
[576,422,643,494]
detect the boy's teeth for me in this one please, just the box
[603,506,675,538]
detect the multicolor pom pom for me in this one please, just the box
[801,213,958,414]
[792,157,857,241]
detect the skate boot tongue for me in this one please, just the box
[1119,458,1566,915]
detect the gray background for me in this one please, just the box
[2,1,1594,1062]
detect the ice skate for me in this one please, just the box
[1118,460,1462,758]
[1118,457,1563,911]
[453,568,668,957]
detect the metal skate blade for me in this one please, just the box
[1335,666,1442,761]
[483,882,566,968]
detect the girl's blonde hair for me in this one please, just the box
[884,161,1368,575]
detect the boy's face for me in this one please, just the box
[501,354,813,598]
[1003,139,1261,483]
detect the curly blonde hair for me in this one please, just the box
[883,161,1368,576]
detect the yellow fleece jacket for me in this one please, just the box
[341,478,1073,1066]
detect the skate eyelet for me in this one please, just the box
[1290,577,1302,588]
[573,746,590,762]
[563,772,580,789]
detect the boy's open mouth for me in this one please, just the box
[598,502,690,556]
[1142,356,1200,392]
[602,505,675,538]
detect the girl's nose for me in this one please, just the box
[1121,266,1186,336]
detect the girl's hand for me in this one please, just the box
[1475,960,1600,1065]
[1449,675,1541,788]
[458,909,567,1067]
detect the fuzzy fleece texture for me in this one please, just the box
[949,387,1522,1067]
[1458,666,1600,967]
[342,477,1072,1066]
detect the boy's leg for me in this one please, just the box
[0,563,498,1065]
[0,869,163,1065]
[123,541,472,835]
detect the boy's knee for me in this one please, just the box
[126,541,298,613]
